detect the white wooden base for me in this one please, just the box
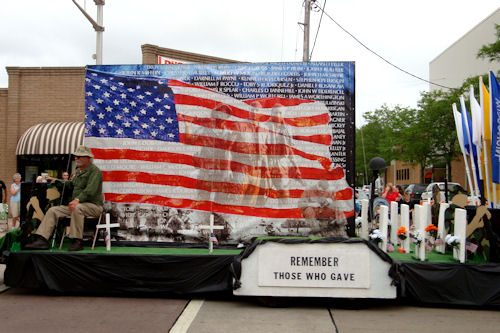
[233,241,397,299]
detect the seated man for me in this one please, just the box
[25,146,103,251]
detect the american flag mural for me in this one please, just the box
[84,63,354,243]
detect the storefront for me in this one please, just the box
[16,122,84,182]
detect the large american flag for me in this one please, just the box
[84,69,353,220]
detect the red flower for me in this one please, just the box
[398,247,406,253]
[397,226,407,235]
[425,224,438,232]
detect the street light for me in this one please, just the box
[72,0,105,65]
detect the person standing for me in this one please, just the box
[9,173,22,230]
[381,183,401,204]
[25,146,103,251]
[0,178,7,224]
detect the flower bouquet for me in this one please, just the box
[445,234,460,249]
[369,229,385,245]
[410,230,422,246]
[397,226,408,241]
[425,224,439,238]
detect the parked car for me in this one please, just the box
[420,182,462,203]
[405,184,428,204]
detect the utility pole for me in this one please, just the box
[303,0,311,62]
[72,0,105,65]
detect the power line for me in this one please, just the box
[315,4,457,91]
[310,0,326,60]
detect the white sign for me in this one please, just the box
[258,242,370,288]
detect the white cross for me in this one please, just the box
[199,214,224,253]
[93,213,120,251]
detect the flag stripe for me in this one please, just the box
[177,113,331,145]
[102,170,353,201]
[87,137,335,175]
[174,93,331,127]
[90,146,345,181]
[179,133,332,168]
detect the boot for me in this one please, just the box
[68,239,84,251]
[24,236,50,250]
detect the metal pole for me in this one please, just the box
[360,127,368,184]
[95,0,104,65]
[303,0,311,62]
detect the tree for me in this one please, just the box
[355,105,417,186]
[477,24,500,62]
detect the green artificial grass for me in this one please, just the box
[387,244,459,263]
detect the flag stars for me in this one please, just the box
[146,101,154,107]
[113,100,120,105]
[150,117,157,122]
[100,78,108,84]
[105,106,113,112]
[141,123,149,129]
[130,101,137,107]
[115,114,123,120]
[166,117,174,123]
[89,120,96,126]
[96,98,103,104]
[97,113,105,119]
[103,92,110,98]
[116,128,124,135]
[123,107,130,113]
[145,91,152,95]
[127,88,135,92]
[137,95,144,100]
[110,86,117,91]
[140,109,147,115]
[93,84,101,90]
[99,128,106,134]
[164,105,171,110]
[120,93,127,99]
[168,133,175,138]
[107,121,114,127]
[151,131,158,137]
[86,91,93,96]
[154,97,161,102]
[133,129,140,135]
[159,125,165,130]
[88,105,95,111]
[132,115,139,121]
[123,121,131,127]
[118,82,124,86]
[156,110,164,115]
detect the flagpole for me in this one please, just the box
[470,85,484,204]
[453,103,474,196]
[460,95,480,199]
[480,76,493,207]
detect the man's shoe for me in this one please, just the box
[68,239,84,252]
[24,237,50,250]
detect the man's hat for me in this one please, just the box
[73,145,94,158]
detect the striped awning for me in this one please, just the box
[16,122,84,155]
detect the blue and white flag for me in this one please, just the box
[490,71,500,184]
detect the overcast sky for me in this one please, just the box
[1,1,498,126]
